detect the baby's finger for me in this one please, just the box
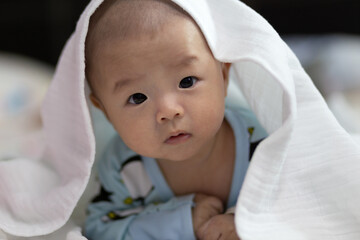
[195,194,224,214]
[207,196,224,214]
[198,229,221,240]
[197,219,221,240]
[220,229,240,240]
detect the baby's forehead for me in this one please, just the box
[85,0,206,90]
[87,0,191,45]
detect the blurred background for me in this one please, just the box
[1,0,359,65]
[0,0,360,160]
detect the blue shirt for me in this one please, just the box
[85,107,267,240]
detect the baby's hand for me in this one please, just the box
[197,214,240,240]
[192,193,224,237]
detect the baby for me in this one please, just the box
[85,0,266,239]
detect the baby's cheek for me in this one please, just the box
[120,131,152,157]
[112,116,144,142]
[193,110,224,143]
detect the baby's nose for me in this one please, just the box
[156,95,184,123]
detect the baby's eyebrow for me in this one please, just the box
[113,79,131,94]
[173,55,198,68]
[113,77,141,94]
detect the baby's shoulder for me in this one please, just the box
[98,135,140,172]
[226,106,268,142]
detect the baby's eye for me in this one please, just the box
[128,93,147,104]
[179,76,198,89]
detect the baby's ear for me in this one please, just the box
[90,93,110,120]
[222,62,231,81]
[90,93,106,113]
[221,62,232,95]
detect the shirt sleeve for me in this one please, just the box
[84,137,196,240]
[85,194,195,240]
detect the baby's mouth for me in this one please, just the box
[165,132,192,145]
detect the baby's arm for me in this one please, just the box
[85,193,195,240]
[85,165,195,239]
[196,213,240,240]
[84,137,200,239]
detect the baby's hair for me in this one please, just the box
[85,0,190,92]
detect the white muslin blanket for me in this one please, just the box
[1,0,360,239]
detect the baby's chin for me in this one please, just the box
[143,149,198,163]
[146,153,194,163]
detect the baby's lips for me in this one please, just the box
[165,131,192,144]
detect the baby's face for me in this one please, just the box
[90,16,229,162]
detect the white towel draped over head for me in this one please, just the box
[1,0,359,239]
